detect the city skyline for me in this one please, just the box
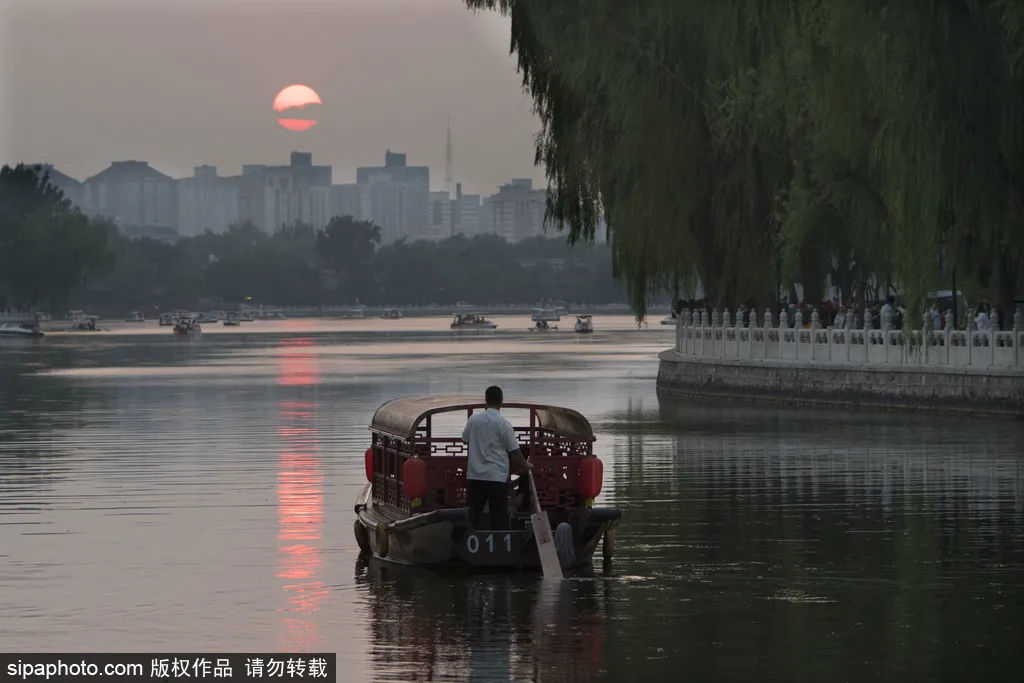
[27,149,571,246]
[0,0,544,197]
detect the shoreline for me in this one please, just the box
[657,349,1024,419]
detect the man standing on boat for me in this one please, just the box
[462,385,531,531]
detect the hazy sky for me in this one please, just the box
[0,0,544,196]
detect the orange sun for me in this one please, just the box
[274,84,321,131]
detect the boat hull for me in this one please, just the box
[354,483,620,572]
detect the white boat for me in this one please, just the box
[531,307,561,322]
[553,300,570,316]
[529,320,557,332]
[574,315,594,333]
[450,313,497,330]
[196,311,223,324]
[237,311,255,322]
[340,306,366,319]
[222,314,241,327]
[66,310,96,321]
[380,308,402,320]
[125,311,146,322]
[660,315,678,325]
[0,322,44,338]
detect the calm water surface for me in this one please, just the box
[1,316,1021,682]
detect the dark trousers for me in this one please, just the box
[466,479,509,531]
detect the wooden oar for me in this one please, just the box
[526,469,564,580]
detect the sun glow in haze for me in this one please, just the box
[273,84,322,111]
[274,84,321,131]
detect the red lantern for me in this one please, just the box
[579,457,603,499]
[364,447,374,483]
[403,457,428,500]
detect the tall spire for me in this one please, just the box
[444,112,454,200]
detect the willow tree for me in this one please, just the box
[468,0,1024,321]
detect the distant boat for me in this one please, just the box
[574,315,594,333]
[660,315,678,326]
[124,311,146,322]
[380,308,402,320]
[222,314,242,327]
[340,306,366,319]
[532,307,561,322]
[529,320,557,332]
[451,313,497,330]
[0,322,44,338]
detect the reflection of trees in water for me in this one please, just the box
[593,395,1024,682]
[355,559,612,682]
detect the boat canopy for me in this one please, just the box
[577,314,592,320]
[370,394,595,441]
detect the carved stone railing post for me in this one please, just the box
[810,309,819,331]
[723,309,732,329]
[1015,309,1023,332]
[712,309,721,328]
[779,309,788,330]
[845,310,854,330]
[991,309,1000,332]
[864,309,872,331]
[764,309,773,330]
[736,307,745,329]
[794,309,803,330]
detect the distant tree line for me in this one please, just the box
[1,163,624,314]
[467,0,1024,321]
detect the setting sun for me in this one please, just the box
[274,84,321,131]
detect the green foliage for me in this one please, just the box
[465,0,1024,321]
[0,164,112,312]
[63,222,623,313]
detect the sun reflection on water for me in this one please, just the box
[276,339,327,652]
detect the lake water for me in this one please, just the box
[1,316,1022,682]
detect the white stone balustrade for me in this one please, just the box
[674,308,1024,371]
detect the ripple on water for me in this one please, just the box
[1,325,1022,681]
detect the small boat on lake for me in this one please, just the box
[380,308,402,320]
[222,314,241,327]
[530,320,557,332]
[0,322,44,338]
[353,395,620,572]
[124,311,146,322]
[574,315,594,333]
[450,313,497,330]
[173,317,202,337]
[660,315,678,325]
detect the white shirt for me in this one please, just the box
[976,311,990,331]
[461,408,519,482]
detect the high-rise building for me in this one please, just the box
[27,164,84,209]
[480,178,547,242]
[356,151,430,244]
[236,152,332,232]
[176,165,240,236]
[452,183,480,237]
[83,160,176,230]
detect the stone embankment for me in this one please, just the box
[658,307,1024,418]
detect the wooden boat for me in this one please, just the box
[353,395,620,572]
[529,320,557,332]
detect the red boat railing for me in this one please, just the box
[369,426,594,514]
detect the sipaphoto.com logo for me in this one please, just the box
[6,659,141,680]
